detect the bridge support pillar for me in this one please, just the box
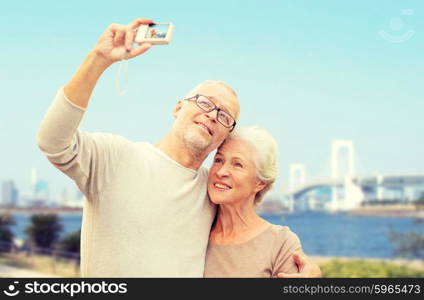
[377,174,384,201]
[404,187,415,203]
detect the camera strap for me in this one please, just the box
[115,52,129,94]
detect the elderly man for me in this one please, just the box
[37,18,321,278]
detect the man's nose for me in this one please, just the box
[204,109,218,123]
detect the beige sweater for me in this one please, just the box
[37,88,216,277]
[204,225,302,277]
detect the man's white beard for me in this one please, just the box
[183,126,211,154]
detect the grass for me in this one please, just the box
[320,259,424,278]
[0,253,423,278]
[0,252,80,278]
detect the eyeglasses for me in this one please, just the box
[184,94,237,131]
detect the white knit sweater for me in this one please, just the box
[37,88,216,277]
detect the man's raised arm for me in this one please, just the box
[37,18,153,151]
[36,19,153,195]
[65,18,153,108]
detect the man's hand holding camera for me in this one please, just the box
[92,18,154,66]
[65,18,154,109]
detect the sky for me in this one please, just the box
[1,0,423,200]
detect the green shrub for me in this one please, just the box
[25,214,63,252]
[58,230,80,255]
[0,214,15,252]
[321,259,424,278]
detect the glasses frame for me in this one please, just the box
[184,94,237,131]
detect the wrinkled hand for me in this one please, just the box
[93,18,153,64]
[277,251,322,278]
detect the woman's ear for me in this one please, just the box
[172,100,184,118]
[255,180,267,193]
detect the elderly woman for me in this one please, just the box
[204,126,303,277]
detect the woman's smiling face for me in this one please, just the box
[208,138,265,206]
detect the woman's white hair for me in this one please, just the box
[226,126,278,205]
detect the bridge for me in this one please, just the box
[285,140,424,211]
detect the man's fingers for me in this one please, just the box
[99,20,153,61]
[125,29,135,51]
[277,272,310,278]
[277,272,288,278]
[292,251,307,271]
[129,43,152,58]
[107,23,120,33]
[125,19,153,51]
[129,18,154,29]
[293,252,304,264]
[113,28,125,47]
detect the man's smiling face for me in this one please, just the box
[172,82,240,155]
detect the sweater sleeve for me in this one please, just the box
[271,226,303,277]
[37,88,129,199]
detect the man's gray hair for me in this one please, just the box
[227,126,278,205]
[185,80,238,98]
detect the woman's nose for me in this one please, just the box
[216,164,230,177]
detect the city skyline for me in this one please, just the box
[1,173,84,208]
[1,0,423,199]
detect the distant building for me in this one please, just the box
[256,195,288,215]
[1,180,19,207]
[34,179,49,200]
[59,187,84,208]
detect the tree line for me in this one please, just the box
[0,213,80,258]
